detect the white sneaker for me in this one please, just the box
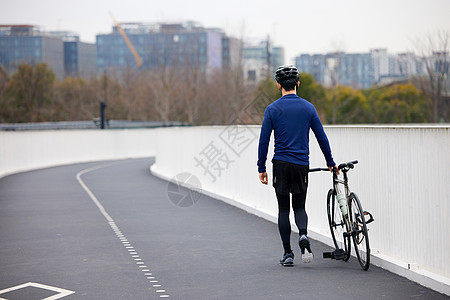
[299,235,314,263]
[301,251,314,263]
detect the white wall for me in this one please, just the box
[150,125,450,295]
[0,129,157,178]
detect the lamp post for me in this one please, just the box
[100,70,107,129]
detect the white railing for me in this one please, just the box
[0,129,157,178]
[1,125,449,295]
[150,125,450,295]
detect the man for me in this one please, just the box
[257,65,337,266]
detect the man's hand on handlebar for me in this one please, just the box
[328,165,340,175]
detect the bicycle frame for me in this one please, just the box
[327,167,354,257]
[332,168,351,228]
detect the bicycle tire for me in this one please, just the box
[348,192,370,270]
[327,189,351,261]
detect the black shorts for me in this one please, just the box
[272,159,309,195]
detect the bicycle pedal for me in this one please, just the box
[364,211,375,224]
[333,249,346,260]
[323,249,346,260]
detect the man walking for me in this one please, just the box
[257,65,337,266]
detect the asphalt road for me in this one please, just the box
[0,158,447,299]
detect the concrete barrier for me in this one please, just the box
[150,125,450,295]
[0,129,157,178]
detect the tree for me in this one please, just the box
[413,30,449,122]
[297,72,326,121]
[244,76,279,124]
[95,72,123,121]
[211,65,250,125]
[0,66,8,99]
[0,66,11,122]
[3,63,56,122]
[325,85,368,124]
[116,68,147,121]
[367,83,429,123]
[148,67,179,122]
[247,73,328,124]
[54,77,99,121]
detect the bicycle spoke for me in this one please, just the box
[349,193,370,270]
[327,189,351,261]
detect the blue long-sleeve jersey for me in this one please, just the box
[257,94,335,173]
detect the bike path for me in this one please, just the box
[0,158,447,299]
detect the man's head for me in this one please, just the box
[275,65,299,92]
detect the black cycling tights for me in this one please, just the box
[276,191,308,246]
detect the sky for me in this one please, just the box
[1,0,449,63]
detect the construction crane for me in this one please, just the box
[109,12,142,68]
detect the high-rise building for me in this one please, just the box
[296,54,327,85]
[96,22,236,73]
[222,36,243,69]
[64,39,96,78]
[395,52,419,77]
[0,25,95,79]
[296,52,374,88]
[296,49,439,88]
[371,49,389,82]
[431,51,449,75]
[380,51,425,84]
[337,53,374,89]
[0,25,64,78]
[48,31,96,78]
[242,41,285,83]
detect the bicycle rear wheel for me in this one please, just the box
[348,192,370,270]
[327,189,350,261]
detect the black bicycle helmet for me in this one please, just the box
[275,65,299,83]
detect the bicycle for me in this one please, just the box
[309,160,374,271]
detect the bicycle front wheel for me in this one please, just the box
[348,192,370,270]
[327,189,351,261]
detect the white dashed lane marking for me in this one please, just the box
[77,163,170,298]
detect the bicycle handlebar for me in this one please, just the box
[338,160,358,170]
[309,167,329,173]
[309,160,358,173]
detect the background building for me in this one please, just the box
[371,48,389,83]
[0,25,95,79]
[0,25,64,78]
[49,31,96,78]
[394,52,421,78]
[64,39,96,78]
[295,49,431,89]
[296,54,327,85]
[337,53,374,88]
[222,36,243,69]
[96,22,239,74]
[296,52,374,89]
[242,40,285,83]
